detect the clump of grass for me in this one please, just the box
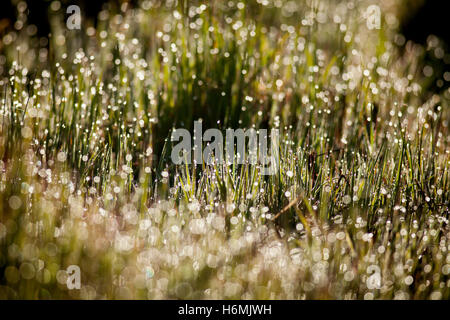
[0,0,448,299]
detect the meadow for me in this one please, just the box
[0,0,448,299]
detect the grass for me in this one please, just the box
[0,0,448,299]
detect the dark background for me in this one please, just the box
[401,0,450,46]
[0,0,448,44]
[0,0,134,37]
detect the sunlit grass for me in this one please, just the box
[0,0,448,299]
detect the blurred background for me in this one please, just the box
[1,0,449,43]
[1,0,449,93]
